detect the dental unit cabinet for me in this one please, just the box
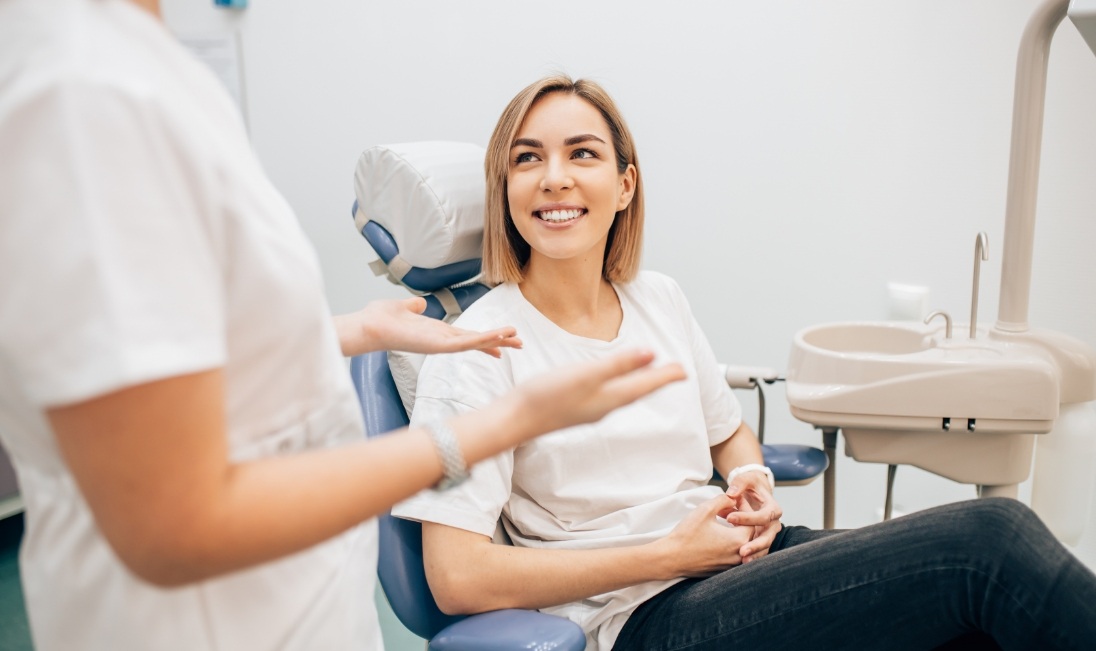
[785,0,1096,544]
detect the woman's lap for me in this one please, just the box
[613,498,1096,651]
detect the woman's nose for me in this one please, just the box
[539,158,573,192]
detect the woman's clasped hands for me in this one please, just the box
[655,471,784,579]
[656,494,754,578]
[725,472,783,563]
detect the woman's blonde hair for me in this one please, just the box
[482,75,644,284]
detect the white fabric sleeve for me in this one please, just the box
[663,275,742,446]
[0,78,225,407]
[390,351,516,538]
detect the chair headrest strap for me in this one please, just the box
[353,201,370,235]
[432,287,462,319]
[368,257,422,294]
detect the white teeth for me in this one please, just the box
[538,209,584,222]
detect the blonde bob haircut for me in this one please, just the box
[482,75,644,285]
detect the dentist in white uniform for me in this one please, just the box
[0,0,684,649]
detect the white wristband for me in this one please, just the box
[726,463,775,490]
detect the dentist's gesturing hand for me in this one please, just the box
[335,297,523,358]
[512,349,686,439]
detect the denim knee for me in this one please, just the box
[965,497,1041,532]
[945,498,1049,557]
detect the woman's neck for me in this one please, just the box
[519,253,623,341]
[129,0,162,19]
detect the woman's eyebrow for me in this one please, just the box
[510,134,608,149]
[564,134,606,146]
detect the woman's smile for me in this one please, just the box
[507,92,635,265]
[534,202,588,227]
[536,208,586,223]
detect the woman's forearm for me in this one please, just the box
[710,421,765,481]
[423,490,754,614]
[423,523,680,614]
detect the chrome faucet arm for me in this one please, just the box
[971,232,989,339]
[925,310,953,339]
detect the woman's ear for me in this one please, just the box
[617,164,637,211]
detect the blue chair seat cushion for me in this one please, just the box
[429,609,586,651]
[762,443,829,484]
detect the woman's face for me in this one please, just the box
[506,92,635,271]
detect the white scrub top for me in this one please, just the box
[0,0,382,648]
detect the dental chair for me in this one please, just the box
[348,142,829,647]
[351,350,586,650]
[350,142,585,650]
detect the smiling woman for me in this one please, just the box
[501,93,637,341]
[508,94,635,264]
[390,75,1096,651]
[483,75,643,288]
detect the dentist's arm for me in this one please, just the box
[423,493,752,615]
[47,350,681,587]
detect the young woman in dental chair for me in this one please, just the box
[392,75,1096,651]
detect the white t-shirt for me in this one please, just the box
[0,1,381,649]
[392,272,742,651]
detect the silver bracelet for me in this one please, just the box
[426,421,470,490]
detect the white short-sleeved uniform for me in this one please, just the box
[392,272,742,651]
[0,1,381,649]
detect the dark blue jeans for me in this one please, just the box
[613,498,1096,650]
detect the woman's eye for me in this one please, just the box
[514,152,538,164]
[572,148,597,160]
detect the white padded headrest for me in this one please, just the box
[353,141,486,269]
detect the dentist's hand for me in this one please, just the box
[654,494,755,577]
[724,472,783,562]
[334,297,523,358]
[510,349,686,441]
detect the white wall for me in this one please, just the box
[163,0,1096,545]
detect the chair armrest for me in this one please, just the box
[720,364,780,389]
[430,609,586,651]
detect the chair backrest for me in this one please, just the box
[349,351,465,640]
[350,141,498,639]
[352,141,491,420]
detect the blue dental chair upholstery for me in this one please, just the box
[762,443,829,485]
[350,350,586,650]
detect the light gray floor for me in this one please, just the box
[376,584,425,650]
[0,515,31,651]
